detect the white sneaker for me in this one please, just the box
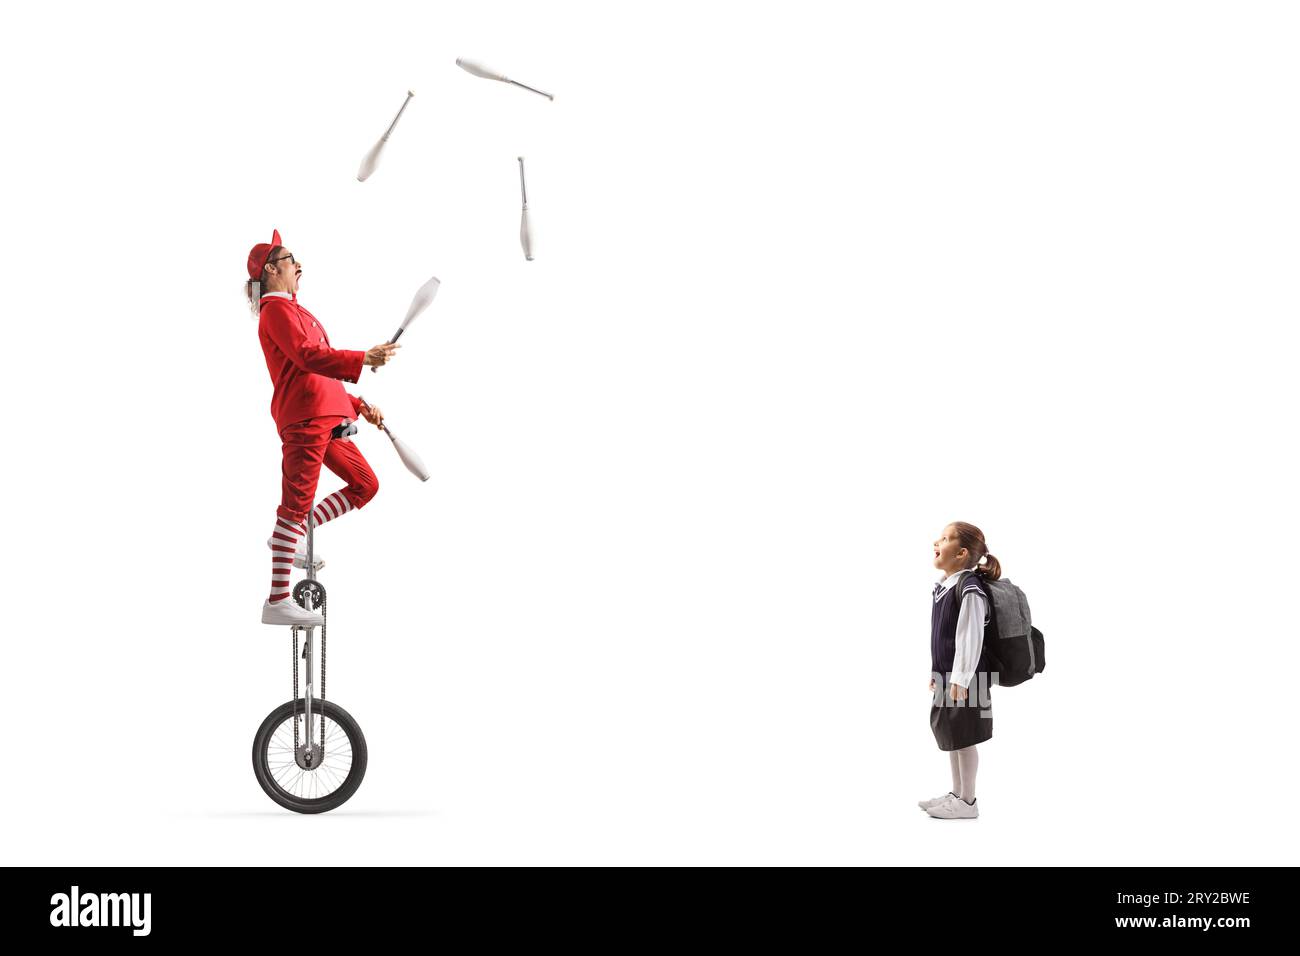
[266,536,325,571]
[261,598,324,627]
[927,795,978,819]
[918,791,958,811]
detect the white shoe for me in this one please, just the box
[927,795,978,819]
[918,791,958,811]
[262,598,324,627]
[267,536,325,571]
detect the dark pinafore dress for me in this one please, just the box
[930,572,994,751]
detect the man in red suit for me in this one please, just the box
[246,229,401,626]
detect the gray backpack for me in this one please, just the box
[954,572,1045,687]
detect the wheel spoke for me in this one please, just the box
[323,766,347,790]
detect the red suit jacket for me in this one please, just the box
[258,293,366,434]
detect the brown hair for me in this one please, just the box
[950,521,1002,580]
[243,245,284,313]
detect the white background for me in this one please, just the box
[2,0,1296,865]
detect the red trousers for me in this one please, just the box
[277,417,379,525]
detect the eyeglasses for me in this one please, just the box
[267,252,297,266]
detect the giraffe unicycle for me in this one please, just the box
[252,520,368,813]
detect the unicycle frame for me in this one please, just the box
[296,519,320,739]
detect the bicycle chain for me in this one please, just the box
[320,588,327,752]
[292,626,300,753]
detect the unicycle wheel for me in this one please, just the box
[252,698,368,814]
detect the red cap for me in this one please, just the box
[246,229,283,280]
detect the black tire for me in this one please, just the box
[252,698,368,814]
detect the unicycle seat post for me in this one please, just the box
[306,516,316,583]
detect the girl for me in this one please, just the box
[245,229,402,626]
[918,521,1001,820]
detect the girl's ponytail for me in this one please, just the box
[979,551,1002,580]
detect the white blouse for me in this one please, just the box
[936,571,989,690]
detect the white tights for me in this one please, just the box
[949,746,979,802]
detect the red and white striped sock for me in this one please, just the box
[308,490,355,531]
[268,515,307,603]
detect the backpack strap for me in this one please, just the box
[950,570,988,624]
